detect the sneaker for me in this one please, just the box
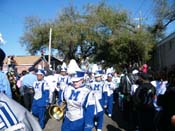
[97,129,102,131]
[94,121,97,126]
[108,114,112,117]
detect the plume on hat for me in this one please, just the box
[91,64,99,73]
[61,62,67,71]
[67,59,81,74]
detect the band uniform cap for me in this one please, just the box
[94,70,103,77]
[36,69,45,76]
[107,73,113,78]
[61,67,67,72]
[71,71,85,82]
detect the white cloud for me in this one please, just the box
[0,33,5,44]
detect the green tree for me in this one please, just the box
[151,0,175,37]
[84,2,155,67]
[20,1,155,67]
[20,16,52,55]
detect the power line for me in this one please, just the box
[143,0,156,24]
[133,0,145,17]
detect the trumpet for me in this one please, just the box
[48,102,66,121]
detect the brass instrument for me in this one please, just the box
[48,102,66,121]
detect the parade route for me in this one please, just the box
[43,104,126,131]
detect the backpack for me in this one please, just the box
[119,74,132,94]
[119,74,133,102]
[134,82,156,109]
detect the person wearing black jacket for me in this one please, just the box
[133,72,156,131]
[156,84,175,131]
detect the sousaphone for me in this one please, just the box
[48,102,66,121]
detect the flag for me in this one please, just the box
[0,93,42,131]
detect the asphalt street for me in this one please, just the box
[43,104,127,131]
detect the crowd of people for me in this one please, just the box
[1,47,175,131]
[117,64,175,131]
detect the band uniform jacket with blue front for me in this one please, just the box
[63,84,95,121]
[32,79,50,107]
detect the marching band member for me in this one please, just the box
[44,71,58,104]
[89,70,105,131]
[103,73,116,117]
[0,48,12,98]
[61,70,97,131]
[31,69,50,129]
[57,62,71,105]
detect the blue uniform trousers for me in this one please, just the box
[84,105,95,131]
[32,101,46,129]
[61,116,84,131]
[107,94,114,115]
[58,89,63,105]
[95,99,104,130]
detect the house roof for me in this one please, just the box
[158,32,175,47]
[4,56,41,65]
[4,55,63,66]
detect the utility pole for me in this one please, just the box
[133,11,146,65]
[48,28,52,68]
[133,11,146,30]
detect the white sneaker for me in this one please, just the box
[94,121,97,126]
[97,129,102,131]
[108,114,112,117]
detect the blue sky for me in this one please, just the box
[0,0,174,56]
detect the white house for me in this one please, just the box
[154,32,175,71]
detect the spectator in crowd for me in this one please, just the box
[21,66,37,111]
[0,48,12,98]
